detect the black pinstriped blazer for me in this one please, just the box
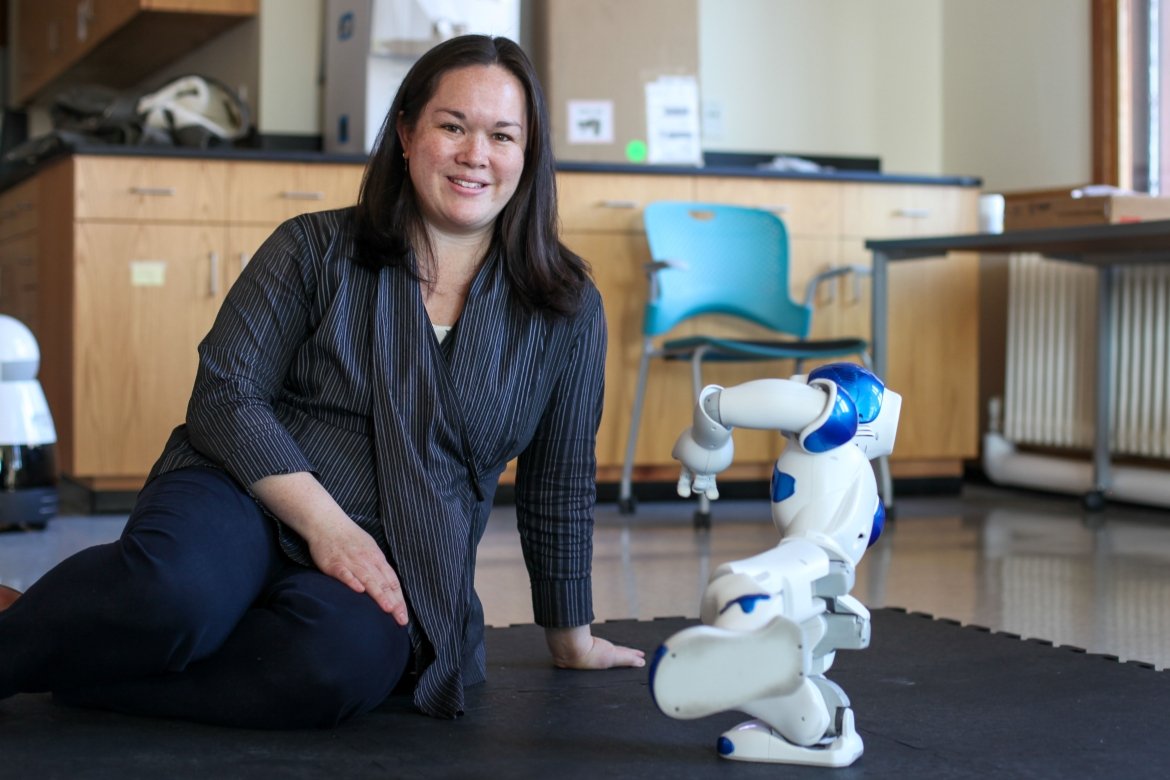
[150,207,606,718]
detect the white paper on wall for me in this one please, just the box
[567,100,615,144]
[645,75,702,166]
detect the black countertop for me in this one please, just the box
[0,138,983,191]
[556,159,982,187]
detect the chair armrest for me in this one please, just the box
[802,264,872,308]
[644,259,689,274]
[644,259,689,300]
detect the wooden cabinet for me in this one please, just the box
[3,154,363,493]
[839,183,981,476]
[9,0,258,106]
[226,162,366,224]
[558,170,981,483]
[0,178,41,333]
[0,156,978,495]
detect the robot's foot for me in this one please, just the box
[717,710,864,767]
[650,617,807,720]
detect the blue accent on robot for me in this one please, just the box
[802,389,857,453]
[808,363,886,424]
[717,736,735,756]
[869,499,885,547]
[771,466,795,502]
[718,594,772,616]
[647,644,670,711]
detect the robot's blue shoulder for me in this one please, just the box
[807,364,887,424]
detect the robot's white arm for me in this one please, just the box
[672,365,901,501]
[672,377,844,500]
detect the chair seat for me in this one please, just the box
[661,335,869,362]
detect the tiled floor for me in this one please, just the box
[2,482,1168,670]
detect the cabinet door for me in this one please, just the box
[11,1,259,105]
[840,184,981,464]
[225,223,280,290]
[226,162,364,225]
[692,178,842,238]
[0,234,40,336]
[840,183,976,240]
[73,222,227,477]
[557,172,695,233]
[75,156,228,223]
[0,177,41,242]
[11,0,76,105]
[693,177,855,347]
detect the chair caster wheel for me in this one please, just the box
[693,509,711,530]
[1082,491,1106,512]
[618,496,637,514]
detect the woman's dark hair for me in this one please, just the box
[353,35,589,317]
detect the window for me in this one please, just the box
[1096,0,1170,192]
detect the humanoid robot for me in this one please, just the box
[649,362,901,767]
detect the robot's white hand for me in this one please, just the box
[672,426,734,500]
[677,465,720,500]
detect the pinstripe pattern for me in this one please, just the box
[150,207,605,718]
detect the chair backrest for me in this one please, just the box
[641,201,812,338]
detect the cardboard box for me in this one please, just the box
[1002,187,1170,230]
[533,0,700,165]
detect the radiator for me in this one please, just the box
[1003,254,1170,459]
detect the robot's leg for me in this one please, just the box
[717,708,863,767]
[719,676,862,766]
[649,616,808,720]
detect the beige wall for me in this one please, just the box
[698,0,944,176]
[699,0,1091,190]
[257,0,324,135]
[940,0,1091,192]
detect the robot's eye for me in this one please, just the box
[719,594,772,615]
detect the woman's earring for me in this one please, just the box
[402,152,409,170]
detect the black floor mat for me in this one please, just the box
[1,610,1166,778]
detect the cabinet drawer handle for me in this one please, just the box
[130,186,176,197]
[209,252,220,297]
[281,191,325,200]
[597,199,638,209]
[0,201,34,218]
[894,207,931,218]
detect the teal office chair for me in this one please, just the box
[618,201,888,527]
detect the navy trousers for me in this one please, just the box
[0,467,413,728]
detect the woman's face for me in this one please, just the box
[398,64,528,242]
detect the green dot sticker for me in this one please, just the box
[625,139,648,163]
